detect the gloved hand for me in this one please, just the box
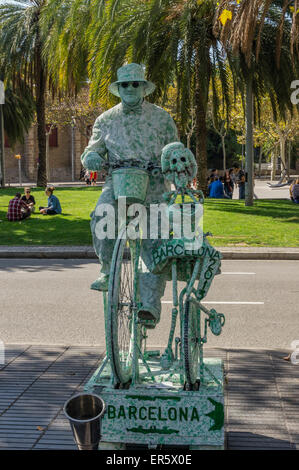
[82,151,106,171]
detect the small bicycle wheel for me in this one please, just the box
[183,298,199,386]
[107,229,137,385]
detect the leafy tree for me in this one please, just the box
[41,0,91,95]
[0,0,51,186]
[2,81,35,147]
[58,0,232,193]
[214,0,299,204]
[0,0,90,186]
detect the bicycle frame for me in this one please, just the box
[104,166,225,388]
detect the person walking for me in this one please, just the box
[84,169,91,186]
[39,186,62,215]
[90,171,98,186]
[233,163,245,199]
[7,193,31,221]
[224,169,234,199]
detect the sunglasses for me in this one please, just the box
[120,82,140,89]
[26,191,30,194]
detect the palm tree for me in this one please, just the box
[0,67,35,187]
[0,0,52,186]
[214,0,299,205]
[2,81,35,147]
[74,0,231,193]
[40,0,92,96]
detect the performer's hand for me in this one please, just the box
[82,152,105,171]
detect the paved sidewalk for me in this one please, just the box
[1,245,299,260]
[0,345,298,450]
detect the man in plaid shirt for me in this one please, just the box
[7,193,31,221]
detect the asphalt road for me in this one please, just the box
[0,258,298,350]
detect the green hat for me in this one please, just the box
[109,63,156,97]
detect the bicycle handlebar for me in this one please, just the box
[102,159,161,173]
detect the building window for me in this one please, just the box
[46,125,58,147]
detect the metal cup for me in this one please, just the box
[64,393,106,450]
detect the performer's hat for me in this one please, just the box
[109,63,156,97]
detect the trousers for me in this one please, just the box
[90,174,171,322]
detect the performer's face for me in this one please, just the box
[118,81,145,106]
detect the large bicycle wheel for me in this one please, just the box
[106,229,137,385]
[183,298,199,386]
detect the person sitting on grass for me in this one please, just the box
[7,193,31,221]
[21,187,35,213]
[291,178,299,204]
[208,176,225,198]
[39,186,62,215]
[207,175,215,197]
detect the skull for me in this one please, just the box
[161,142,197,189]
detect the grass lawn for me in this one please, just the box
[0,187,298,247]
[0,187,100,246]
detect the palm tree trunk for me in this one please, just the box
[245,78,254,206]
[279,134,286,180]
[287,140,291,179]
[194,51,208,195]
[258,147,262,178]
[46,132,50,181]
[35,40,47,187]
[221,134,226,171]
[271,146,278,181]
[0,104,5,187]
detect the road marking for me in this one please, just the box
[221,272,256,275]
[162,301,264,305]
[202,301,264,305]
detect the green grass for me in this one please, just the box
[0,188,298,247]
[0,187,100,246]
[203,199,299,247]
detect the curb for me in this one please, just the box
[220,251,299,260]
[0,246,97,259]
[1,246,299,260]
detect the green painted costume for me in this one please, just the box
[81,64,178,324]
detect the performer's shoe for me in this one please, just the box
[90,274,109,291]
[138,307,158,329]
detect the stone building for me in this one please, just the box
[4,124,88,184]
[4,125,299,183]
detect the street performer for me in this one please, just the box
[81,63,178,328]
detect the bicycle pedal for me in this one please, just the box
[138,319,156,329]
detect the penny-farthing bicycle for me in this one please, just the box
[104,156,225,390]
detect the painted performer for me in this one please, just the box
[81,63,178,328]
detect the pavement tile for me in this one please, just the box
[0,345,296,450]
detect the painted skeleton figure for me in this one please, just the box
[81,63,178,327]
[161,142,197,189]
